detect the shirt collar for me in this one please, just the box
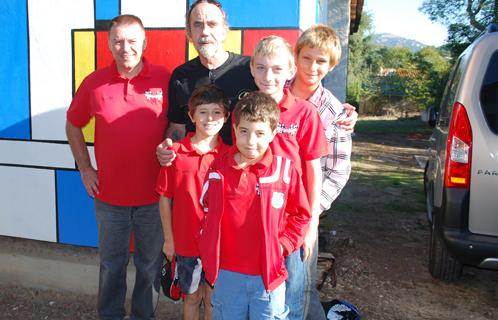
[178,132,226,155]
[306,81,326,107]
[228,145,273,171]
[286,78,324,107]
[110,57,151,80]
[278,88,296,110]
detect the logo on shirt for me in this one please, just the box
[271,192,285,209]
[145,89,163,103]
[237,90,251,101]
[277,123,299,136]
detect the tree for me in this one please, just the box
[405,47,451,111]
[420,0,498,56]
[347,11,378,107]
[347,11,451,116]
[379,47,414,70]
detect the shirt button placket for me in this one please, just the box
[125,80,134,102]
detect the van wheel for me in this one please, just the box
[428,219,463,281]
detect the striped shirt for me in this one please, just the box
[305,83,352,212]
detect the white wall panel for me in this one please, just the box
[0,140,96,169]
[121,0,186,28]
[0,140,75,169]
[0,166,57,242]
[300,0,317,31]
[88,146,97,169]
[28,0,94,141]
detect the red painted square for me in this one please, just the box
[96,29,186,77]
[243,29,300,56]
[96,31,113,70]
[144,29,186,73]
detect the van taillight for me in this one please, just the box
[444,102,472,188]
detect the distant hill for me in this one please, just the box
[373,33,428,52]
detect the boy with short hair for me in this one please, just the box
[249,35,329,320]
[199,91,312,319]
[289,25,353,320]
[156,84,230,320]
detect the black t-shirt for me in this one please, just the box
[167,52,257,145]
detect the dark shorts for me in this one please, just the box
[176,255,205,294]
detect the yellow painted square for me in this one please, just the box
[74,31,96,143]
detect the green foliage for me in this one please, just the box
[380,47,415,69]
[410,47,451,110]
[347,12,378,107]
[347,12,451,116]
[420,0,498,57]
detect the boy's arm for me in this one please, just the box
[318,94,353,211]
[303,158,322,260]
[320,129,352,211]
[279,167,312,255]
[159,196,175,261]
[156,70,187,167]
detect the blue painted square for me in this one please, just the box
[189,0,300,28]
[96,0,119,20]
[56,170,98,247]
[0,0,30,139]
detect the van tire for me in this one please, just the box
[429,219,463,281]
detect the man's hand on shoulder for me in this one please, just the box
[156,138,176,167]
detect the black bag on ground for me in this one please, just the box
[322,299,361,320]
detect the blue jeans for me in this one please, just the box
[95,199,163,320]
[285,248,306,320]
[285,241,326,320]
[304,240,326,320]
[212,269,289,320]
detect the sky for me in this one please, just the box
[363,0,448,46]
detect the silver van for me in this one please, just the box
[424,24,498,281]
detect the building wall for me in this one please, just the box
[325,0,351,102]
[0,0,324,247]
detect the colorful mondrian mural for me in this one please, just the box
[0,0,325,247]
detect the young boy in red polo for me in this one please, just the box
[248,35,329,320]
[156,84,229,320]
[199,91,311,319]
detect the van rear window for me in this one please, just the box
[480,51,498,134]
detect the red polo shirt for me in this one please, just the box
[156,134,229,256]
[270,89,328,178]
[219,147,274,275]
[67,59,169,206]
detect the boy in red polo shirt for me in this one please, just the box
[249,35,329,320]
[156,84,229,320]
[199,91,311,319]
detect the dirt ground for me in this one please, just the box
[2,119,498,319]
[317,125,498,320]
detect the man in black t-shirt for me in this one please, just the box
[158,0,356,156]
[165,0,256,145]
[167,53,256,144]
